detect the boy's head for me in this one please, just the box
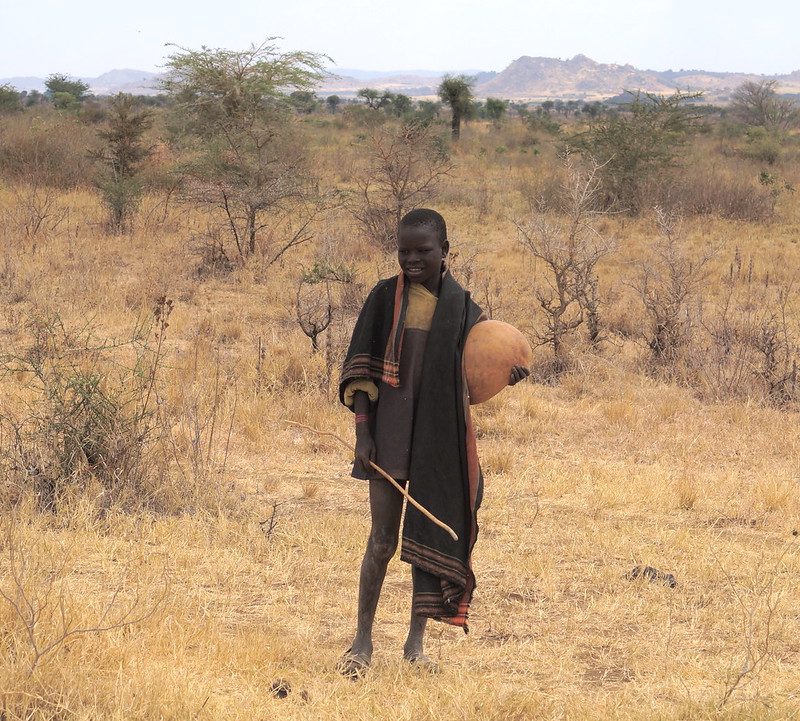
[398,209,447,247]
[397,209,449,293]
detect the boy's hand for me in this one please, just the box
[508,365,530,386]
[355,427,376,474]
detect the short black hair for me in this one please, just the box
[399,208,447,245]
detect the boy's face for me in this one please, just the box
[397,223,449,294]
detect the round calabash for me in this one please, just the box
[464,320,532,405]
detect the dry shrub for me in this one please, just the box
[665,166,778,221]
[0,313,171,514]
[0,112,97,188]
[0,184,71,248]
[348,119,453,251]
[601,292,643,340]
[0,251,48,306]
[513,164,564,214]
[691,257,799,407]
[0,305,245,518]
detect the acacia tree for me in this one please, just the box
[730,79,798,132]
[357,88,383,109]
[571,89,703,214]
[438,74,475,139]
[45,73,90,110]
[384,92,413,117]
[161,39,328,258]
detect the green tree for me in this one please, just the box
[485,97,507,125]
[23,89,44,107]
[45,73,90,109]
[326,94,341,113]
[438,74,475,139]
[289,90,319,114]
[581,101,603,118]
[528,108,562,136]
[730,79,798,132]
[416,100,441,121]
[357,88,382,109]
[92,93,154,231]
[0,84,22,113]
[571,89,703,214]
[385,92,412,117]
[161,39,328,258]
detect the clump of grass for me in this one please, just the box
[0,309,171,514]
[675,473,699,510]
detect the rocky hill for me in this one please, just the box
[475,55,673,99]
[320,55,800,103]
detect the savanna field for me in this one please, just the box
[1,69,800,719]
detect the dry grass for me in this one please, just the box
[1,119,800,720]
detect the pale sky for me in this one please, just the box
[2,0,798,80]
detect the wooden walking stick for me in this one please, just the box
[284,420,459,541]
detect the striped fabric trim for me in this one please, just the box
[403,537,474,628]
[339,273,408,391]
[402,538,469,587]
[341,354,400,387]
[380,272,407,385]
[413,589,472,629]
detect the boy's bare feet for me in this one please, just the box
[403,652,441,674]
[336,648,371,680]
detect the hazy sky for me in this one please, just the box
[2,0,798,79]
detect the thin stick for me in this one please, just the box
[284,420,459,541]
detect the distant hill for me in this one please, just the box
[475,55,797,101]
[1,76,50,93]
[88,69,161,95]
[4,56,800,102]
[321,56,800,103]
[477,54,675,100]
[0,69,161,95]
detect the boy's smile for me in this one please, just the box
[397,224,449,294]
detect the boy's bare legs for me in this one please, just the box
[345,478,404,669]
[403,567,438,671]
[404,607,427,660]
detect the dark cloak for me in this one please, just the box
[340,271,484,631]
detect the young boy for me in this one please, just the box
[338,209,528,676]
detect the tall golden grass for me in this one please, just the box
[1,111,799,719]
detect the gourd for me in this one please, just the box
[464,320,532,405]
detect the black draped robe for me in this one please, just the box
[340,271,484,630]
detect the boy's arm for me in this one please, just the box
[353,390,376,474]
